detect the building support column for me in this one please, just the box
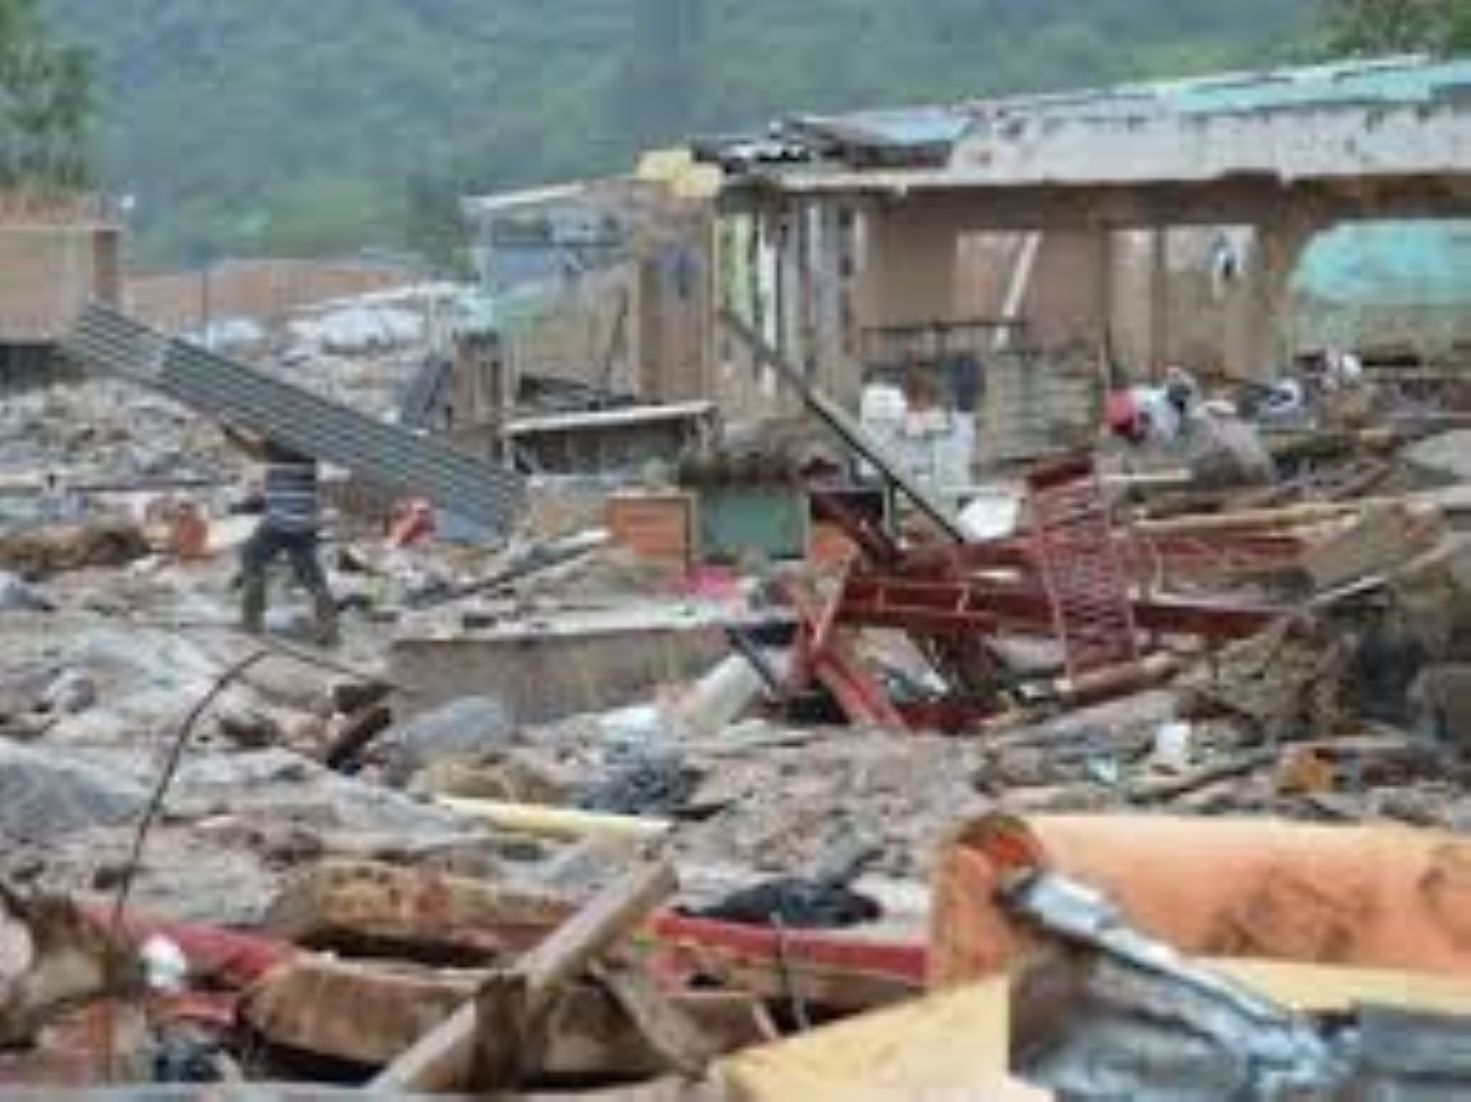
[1246,216,1321,377]
[1148,226,1169,379]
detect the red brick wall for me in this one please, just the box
[126,259,417,334]
[0,223,120,342]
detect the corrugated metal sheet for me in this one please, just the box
[62,304,524,532]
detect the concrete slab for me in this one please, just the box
[389,602,779,726]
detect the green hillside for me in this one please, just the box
[44,0,1317,265]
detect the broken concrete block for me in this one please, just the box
[167,749,472,841]
[0,743,148,842]
[212,699,284,749]
[263,858,573,959]
[375,696,515,784]
[243,953,756,1080]
[244,955,477,1068]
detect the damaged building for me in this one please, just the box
[701,55,1471,468]
[11,49,1471,1102]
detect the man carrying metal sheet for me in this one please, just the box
[225,426,340,646]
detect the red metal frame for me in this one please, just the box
[1027,456,1139,679]
[787,460,1289,733]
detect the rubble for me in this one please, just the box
[374,695,516,785]
[7,57,1471,1101]
[0,573,53,613]
[0,520,150,577]
[0,742,149,842]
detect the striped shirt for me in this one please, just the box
[263,456,320,534]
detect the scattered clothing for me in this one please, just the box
[686,877,882,930]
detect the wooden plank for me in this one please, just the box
[370,859,677,1093]
[435,796,673,842]
[595,958,720,1076]
[719,310,965,542]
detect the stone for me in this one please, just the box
[166,749,474,841]
[39,671,96,717]
[0,520,150,578]
[375,696,515,785]
[1389,537,1471,661]
[264,606,316,642]
[0,573,52,613]
[212,699,284,749]
[0,743,149,842]
[263,858,571,958]
[1403,429,1471,486]
[1409,664,1471,753]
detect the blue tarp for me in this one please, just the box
[1295,220,1471,306]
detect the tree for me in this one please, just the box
[0,0,92,188]
[1328,0,1471,54]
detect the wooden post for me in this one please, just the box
[368,859,676,1093]
[1094,223,1116,390]
[1148,226,1168,379]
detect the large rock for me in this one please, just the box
[375,696,515,784]
[0,742,149,842]
[167,748,472,840]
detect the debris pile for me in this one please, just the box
[10,97,1471,1093]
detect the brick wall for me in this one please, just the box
[126,259,417,334]
[0,223,120,343]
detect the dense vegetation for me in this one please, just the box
[31,1,1354,264]
[1329,0,1471,52]
[0,0,89,190]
